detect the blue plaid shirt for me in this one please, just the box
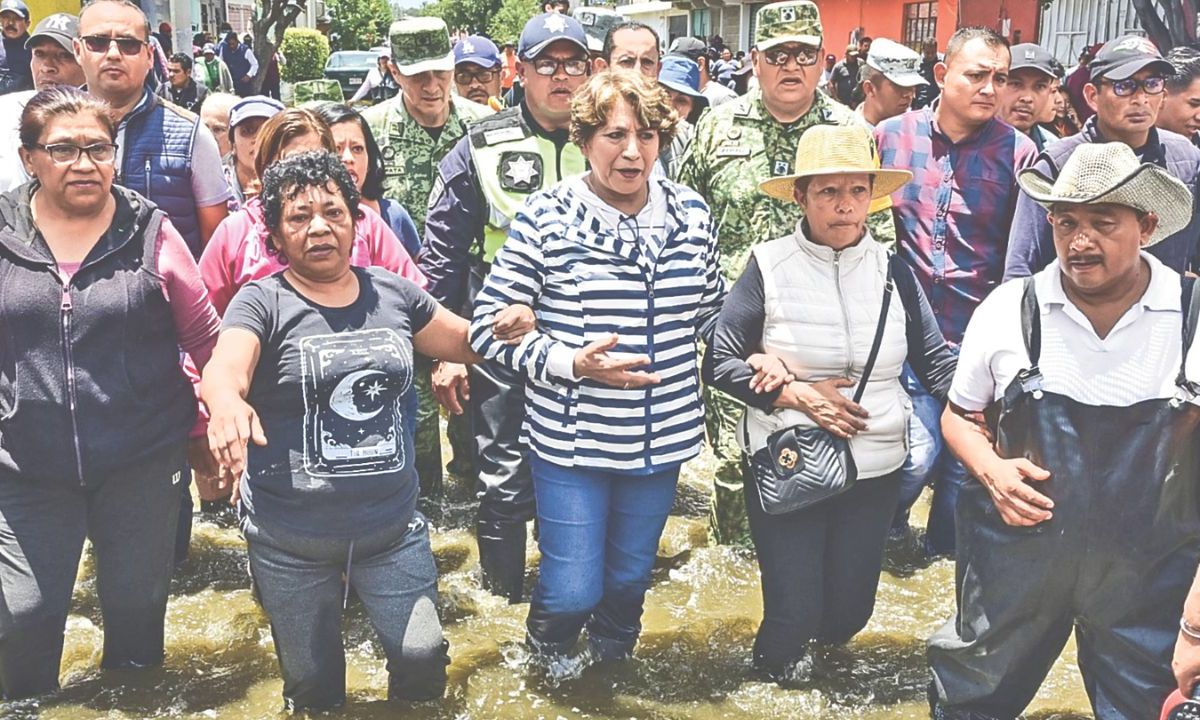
[875,103,1037,345]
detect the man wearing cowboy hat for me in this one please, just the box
[1006,34,1200,281]
[929,141,1200,719]
[679,0,896,547]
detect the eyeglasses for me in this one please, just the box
[81,35,147,56]
[33,142,118,165]
[1101,76,1166,97]
[761,46,820,67]
[454,68,498,85]
[531,57,589,77]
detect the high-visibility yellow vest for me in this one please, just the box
[468,107,586,263]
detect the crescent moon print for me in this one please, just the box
[328,369,390,421]
[300,329,412,477]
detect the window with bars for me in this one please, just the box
[902,1,937,49]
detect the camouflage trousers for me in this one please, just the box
[703,384,753,547]
[413,357,476,512]
[413,356,444,505]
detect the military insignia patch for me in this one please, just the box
[772,160,791,176]
[780,6,796,22]
[500,151,542,192]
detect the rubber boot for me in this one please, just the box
[477,519,527,604]
[525,604,595,682]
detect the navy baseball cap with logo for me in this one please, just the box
[454,34,501,69]
[518,12,588,60]
[1089,35,1173,81]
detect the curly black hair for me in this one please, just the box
[260,150,361,257]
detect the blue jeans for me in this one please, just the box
[893,365,969,556]
[525,456,678,659]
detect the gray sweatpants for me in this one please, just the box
[0,445,187,699]
[242,510,448,711]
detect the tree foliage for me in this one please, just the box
[249,0,308,91]
[488,0,540,45]
[329,0,394,50]
[419,0,502,35]
[279,27,331,82]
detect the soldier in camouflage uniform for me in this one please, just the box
[363,17,493,507]
[678,0,895,546]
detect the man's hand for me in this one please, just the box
[432,361,470,415]
[746,353,794,394]
[572,333,660,389]
[978,457,1053,526]
[492,304,536,345]
[187,436,231,502]
[1175,622,1200,697]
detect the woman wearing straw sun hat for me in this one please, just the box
[703,123,957,685]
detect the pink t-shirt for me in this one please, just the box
[199,197,427,316]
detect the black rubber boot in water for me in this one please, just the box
[477,519,527,604]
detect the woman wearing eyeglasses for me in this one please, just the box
[0,86,221,699]
[470,71,727,672]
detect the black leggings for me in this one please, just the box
[744,465,903,677]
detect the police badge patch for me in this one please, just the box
[500,151,542,192]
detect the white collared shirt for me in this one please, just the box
[951,252,1200,410]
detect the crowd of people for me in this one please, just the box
[4,0,1200,718]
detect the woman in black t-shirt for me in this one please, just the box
[201,151,486,711]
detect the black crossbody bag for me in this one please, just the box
[744,261,895,515]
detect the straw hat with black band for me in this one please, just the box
[758,124,911,203]
[1016,142,1192,246]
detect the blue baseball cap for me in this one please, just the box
[230,96,285,128]
[454,35,501,69]
[658,56,706,101]
[518,12,588,60]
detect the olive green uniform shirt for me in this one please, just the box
[363,94,493,233]
[678,86,895,279]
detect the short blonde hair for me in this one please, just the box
[570,70,678,149]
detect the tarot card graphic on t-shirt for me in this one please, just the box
[299,328,412,476]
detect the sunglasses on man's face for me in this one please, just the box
[81,35,147,56]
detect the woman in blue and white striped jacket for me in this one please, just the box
[470,71,728,671]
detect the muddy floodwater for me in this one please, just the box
[3,445,1096,720]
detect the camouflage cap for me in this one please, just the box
[389,16,455,76]
[754,0,822,52]
[291,79,345,105]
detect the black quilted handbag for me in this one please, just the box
[745,263,894,515]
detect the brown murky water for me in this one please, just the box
[2,448,1095,720]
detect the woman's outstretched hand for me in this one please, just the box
[572,333,661,389]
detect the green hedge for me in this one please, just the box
[280,28,331,83]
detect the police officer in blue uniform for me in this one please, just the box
[421,13,591,602]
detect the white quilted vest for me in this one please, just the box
[739,225,912,479]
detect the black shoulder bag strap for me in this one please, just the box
[1176,276,1200,391]
[852,258,896,404]
[1019,276,1042,368]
